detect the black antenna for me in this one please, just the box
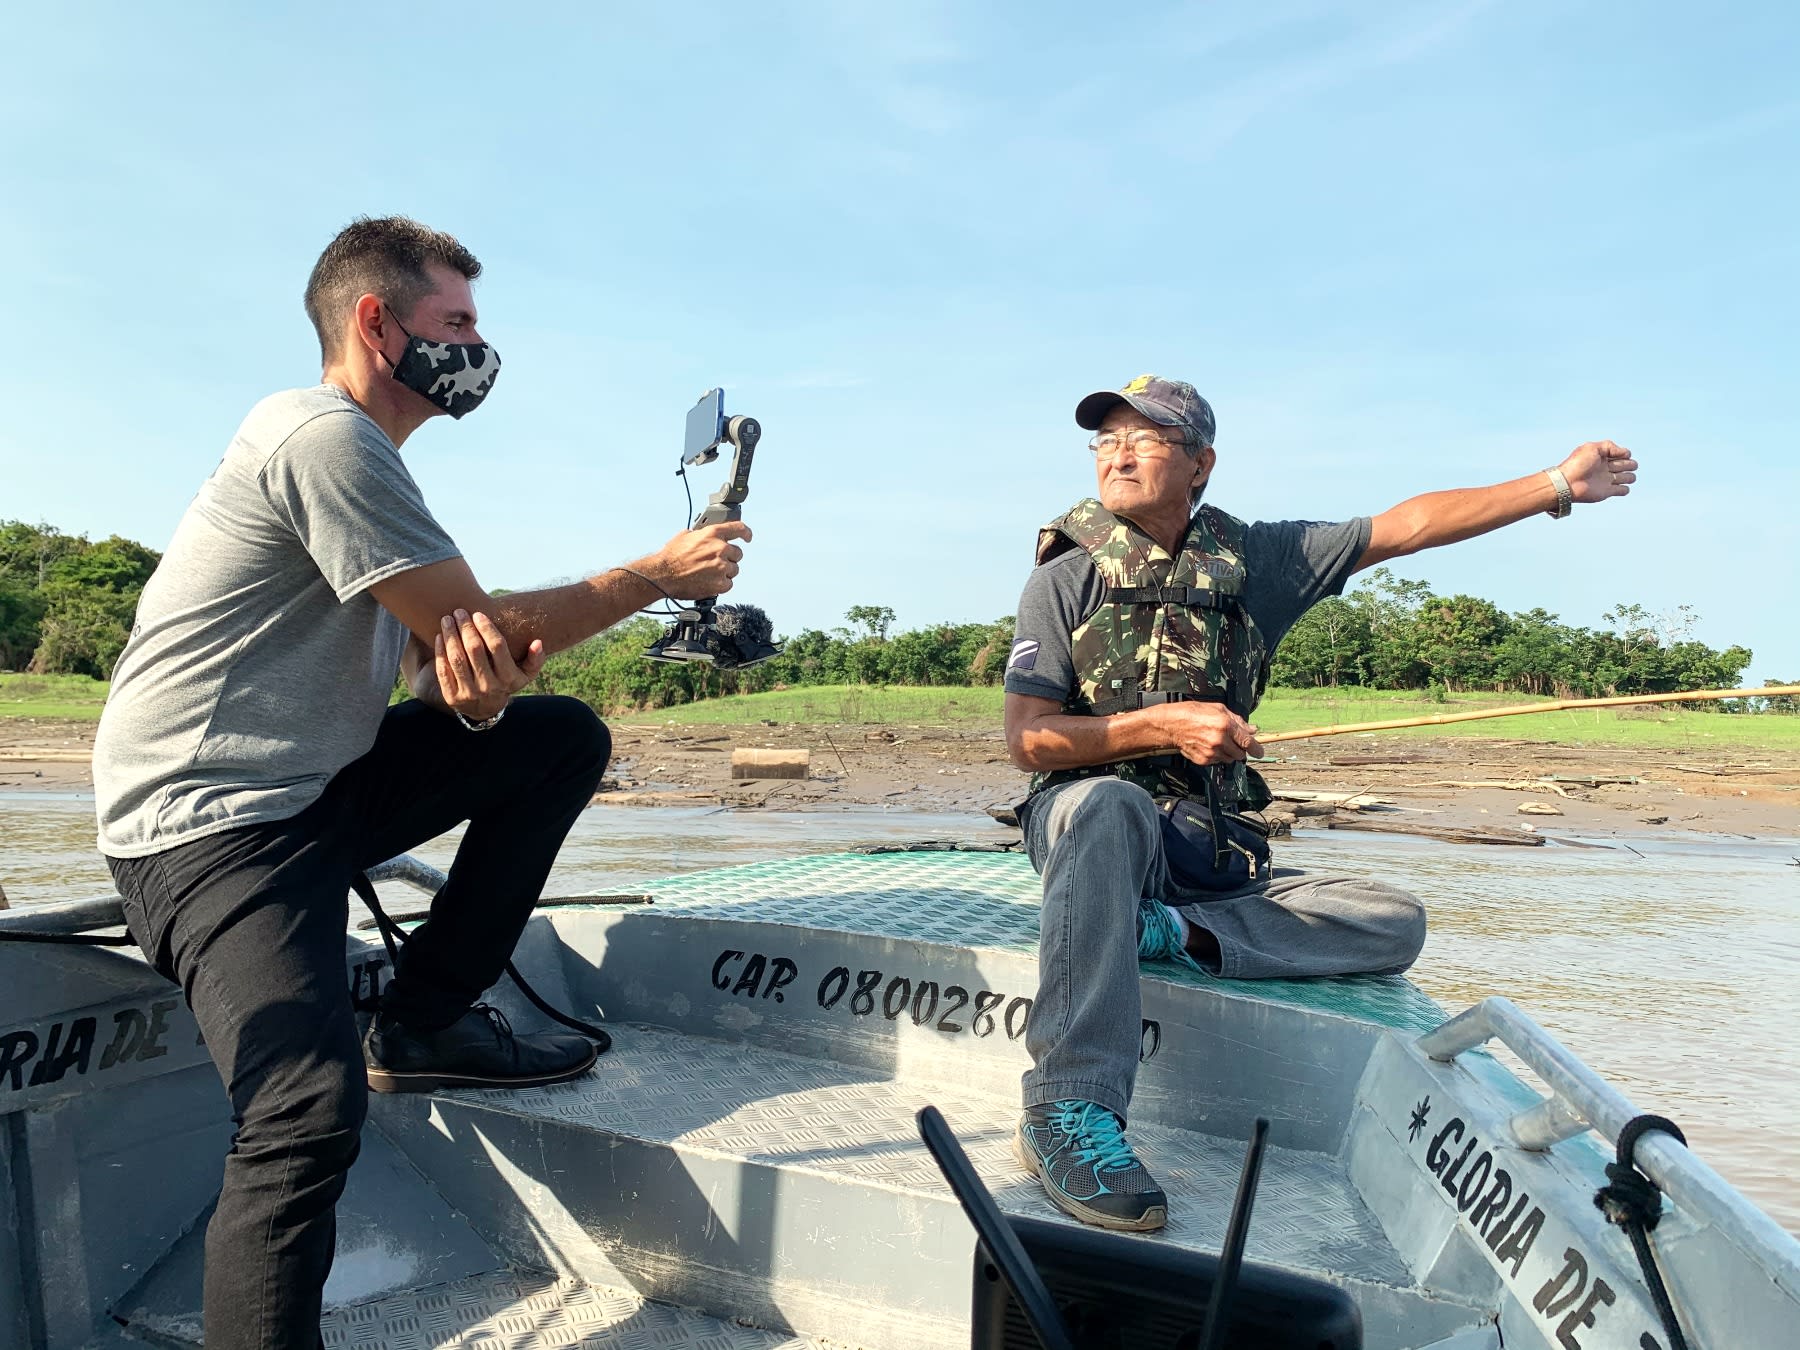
[916,1106,1077,1350]
[1197,1117,1270,1350]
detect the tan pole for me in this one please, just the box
[1260,684,1800,745]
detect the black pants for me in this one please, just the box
[106,696,610,1350]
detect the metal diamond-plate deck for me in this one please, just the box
[320,1270,832,1349]
[637,851,1446,1036]
[446,1024,1413,1289]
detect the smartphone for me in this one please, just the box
[684,388,726,464]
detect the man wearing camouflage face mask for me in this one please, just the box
[93,215,751,1349]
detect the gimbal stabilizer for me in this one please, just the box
[643,388,782,669]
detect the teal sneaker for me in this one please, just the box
[1136,898,1205,972]
[1015,1100,1168,1231]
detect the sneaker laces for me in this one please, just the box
[1052,1101,1140,1174]
[1137,899,1204,971]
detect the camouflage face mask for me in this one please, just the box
[383,311,501,419]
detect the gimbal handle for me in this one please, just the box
[691,415,760,528]
[681,414,761,621]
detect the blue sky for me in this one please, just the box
[2,1,1796,679]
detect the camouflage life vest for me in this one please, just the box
[1029,498,1272,811]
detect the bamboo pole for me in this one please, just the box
[1260,684,1800,744]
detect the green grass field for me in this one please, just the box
[0,673,110,721]
[625,683,1800,750]
[619,685,1003,728]
[7,672,1795,750]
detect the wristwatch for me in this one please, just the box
[1544,467,1573,519]
[455,705,508,732]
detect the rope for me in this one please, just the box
[349,873,611,1051]
[1592,1113,1692,1350]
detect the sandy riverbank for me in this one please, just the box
[10,715,1794,842]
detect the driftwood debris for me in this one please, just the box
[1662,764,1772,778]
[590,789,726,807]
[819,729,851,776]
[1414,778,1577,798]
[1268,788,1394,810]
[1288,801,1342,818]
[1326,817,1546,847]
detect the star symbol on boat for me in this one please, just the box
[1408,1097,1431,1142]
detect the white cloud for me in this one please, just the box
[1144,0,1498,161]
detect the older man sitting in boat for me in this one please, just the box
[1003,374,1636,1232]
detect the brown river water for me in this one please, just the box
[3,793,1796,1236]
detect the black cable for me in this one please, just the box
[1593,1114,1692,1350]
[357,872,406,970]
[350,873,611,1051]
[610,565,684,619]
[500,955,611,1050]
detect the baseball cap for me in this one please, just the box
[1075,374,1216,448]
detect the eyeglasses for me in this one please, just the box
[1087,429,1192,461]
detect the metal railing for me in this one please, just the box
[0,893,126,936]
[365,854,448,895]
[1418,995,1800,1301]
[0,854,445,939]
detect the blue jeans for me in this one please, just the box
[106,696,610,1350]
[1020,776,1427,1120]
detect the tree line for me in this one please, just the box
[5,521,1786,714]
[1270,568,1765,700]
[532,606,1019,712]
[0,522,160,677]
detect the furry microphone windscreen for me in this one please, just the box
[714,604,774,646]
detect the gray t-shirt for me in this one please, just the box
[95,385,461,857]
[1004,512,1371,703]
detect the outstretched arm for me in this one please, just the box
[369,521,751,662]
[1355,440,1636,573]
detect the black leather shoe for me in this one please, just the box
[364,1004,599,1094]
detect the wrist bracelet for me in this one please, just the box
[455,704,508,732]
[1544,467,1573,519]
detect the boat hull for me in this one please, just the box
[1,850,1794,1349]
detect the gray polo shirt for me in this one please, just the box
[95,385,461,857]
[1004,512,1371,704]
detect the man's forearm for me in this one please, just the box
[485,566,665,658]
[401,637,452,714]
[1359,471,1559,570]
[1009,707,1171,771]
[371,523,747,665]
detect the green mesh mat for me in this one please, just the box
[641,851,1447,1037]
